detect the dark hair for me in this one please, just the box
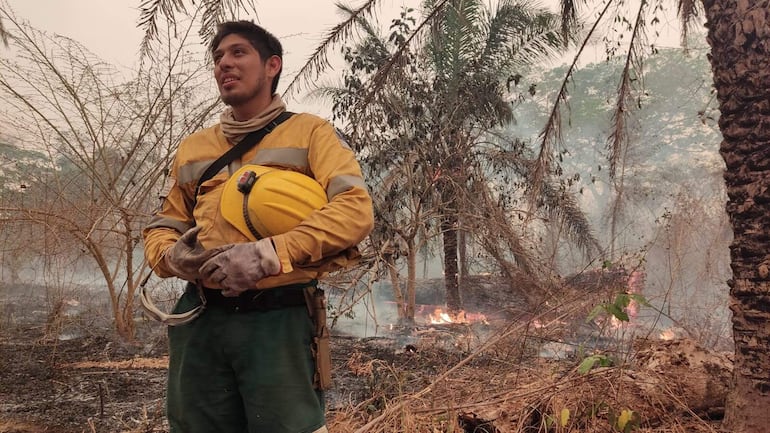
[210,20,283,94]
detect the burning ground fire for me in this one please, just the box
[658,327,677,340]
[426,307,488,325]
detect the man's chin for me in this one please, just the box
[221,94,244,106]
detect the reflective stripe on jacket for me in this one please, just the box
[142,112,374,289]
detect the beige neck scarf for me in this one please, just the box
[220,94,287,144]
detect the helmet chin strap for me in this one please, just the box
[242,180,264,240]
[235,168,268,240]
[138,261,207,326]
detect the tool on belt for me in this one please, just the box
[305,286,332,390]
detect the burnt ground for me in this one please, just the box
[0,276,731,433]
[0,277,510,433]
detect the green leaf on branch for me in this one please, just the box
[606,303,629,322]
[578,354,614,374]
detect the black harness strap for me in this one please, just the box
[193,111,294,205]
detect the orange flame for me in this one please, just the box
[659,328,676,340]
[427,308,487,325]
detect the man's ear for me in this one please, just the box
[266,55,282,78]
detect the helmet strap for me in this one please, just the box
[242,190,264,240]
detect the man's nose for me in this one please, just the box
[218,53,235,69]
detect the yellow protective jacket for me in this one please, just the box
[142,112,374,289]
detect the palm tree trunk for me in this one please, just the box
[704,1,770,430]
[442,212,461,313]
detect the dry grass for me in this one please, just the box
[0,420,48,433]
[326,305,727,433]
[63,356,169,370]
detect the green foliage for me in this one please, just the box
[541,407,572,430]
[0,141,52,195]
[577,353,614,374]
[586,292,650,324]
[0,142,46,161]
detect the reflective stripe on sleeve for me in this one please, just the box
[177,159,218,185]
[327,174,368,200]
[145,215,192,234]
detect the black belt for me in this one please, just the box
[186,281,314,313]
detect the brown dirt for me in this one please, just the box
[0,276,731,433]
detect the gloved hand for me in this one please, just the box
[199,238,282,296]
[163,227,231,282]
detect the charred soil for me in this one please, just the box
[0,277,731,433]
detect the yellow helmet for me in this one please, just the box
[220,165,327,240]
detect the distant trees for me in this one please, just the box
[0,9,219,340]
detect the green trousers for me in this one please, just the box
[167,290,325,433]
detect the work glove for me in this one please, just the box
[199,238,282,296]
[163,227,231,282]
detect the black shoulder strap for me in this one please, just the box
[194,111,294,199]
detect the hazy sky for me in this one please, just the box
[3,0,687,113]
[4,0,688,66]
[5,0,397,65]
[4,0,412,113]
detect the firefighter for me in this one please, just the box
[142,20,373,433]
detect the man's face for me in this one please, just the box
[212,34,277,108]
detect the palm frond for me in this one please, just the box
[604,1,648,260]
[466,170,538,275]
[508,10,565,69]
[677,0,701,51]
[198,0,256,43]
[528,0,614,211]
[0,16,8,47]
[138,0,255,59]
[476,0,517,65]
[559,0,580,47]
[540,179,603,258]
[352,0,451,113]
[479,1,563,73]
[427,0,483,96]
[607,0,647,179]
[138,0,187,59]
[353,4,385,43]
[452,0,485,60]
[307,82,356,105]
[282,0,380,97]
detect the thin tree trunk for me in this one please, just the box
[385,254,406,322]
[459,226,468,287]
[406,238,417,323]
[119,211,137,342]
[704,0,770,430]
